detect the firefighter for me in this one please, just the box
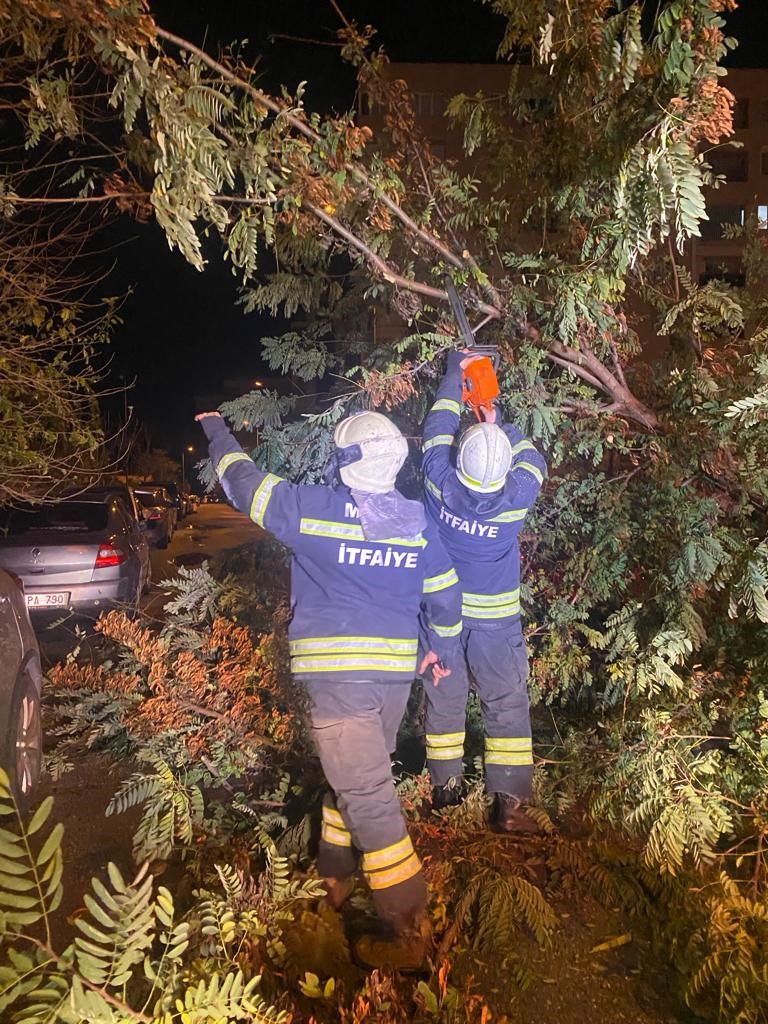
[196,409,462,968]
[420,351,547,832]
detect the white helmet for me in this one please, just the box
[457,423,512,493]
[334,411,408,493]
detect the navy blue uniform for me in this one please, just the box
[420,356,546,798]
[202,415,462,926]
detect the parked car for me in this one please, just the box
[0,568,43,809]
[146,480,185,520]
[133,486,176,549]
[0,487,151,621]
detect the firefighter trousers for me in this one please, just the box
[307,680,426,932]
[423,625,533,800]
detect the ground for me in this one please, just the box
[35,503,697,1024]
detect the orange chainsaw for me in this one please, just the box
[445,277,499,421]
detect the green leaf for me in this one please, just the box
[26,796,53,837]
[36,822,63,868]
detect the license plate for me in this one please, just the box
[26,592,70,608]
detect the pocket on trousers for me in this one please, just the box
[505,635,530,686]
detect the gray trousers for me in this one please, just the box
[307,681,426,930]
[423,625,533,799]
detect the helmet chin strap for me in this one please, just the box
[324,443,363,485]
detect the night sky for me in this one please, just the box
[105,0,766,454]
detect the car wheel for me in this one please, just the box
[1,672,42,813]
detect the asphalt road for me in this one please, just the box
[37,502,259,663]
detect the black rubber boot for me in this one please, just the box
[431,776,468,811]
[489,792,543,834]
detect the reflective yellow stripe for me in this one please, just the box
[431,398,461,415]
[456,468,506,491]
[298,518,426,547]
[426,732,465,745]
[361,835,413,872]
[322,805,346,828]
[300,518,364,541]
[427,745,464,760]
[424,477,443,501]
[216,451,252,477]
[423,434,454,451]
[366,852,422,890]
[517,461,544,485]
[486,737,532,766]
[322,822,352,847]
[249,473,282,526]
[463,589,520,607]
[429,620,462,638]
[488,509,527,523]
[462,603,520,620]
[510,440,537,457]
[290,636,417,656]
[291,655,416,673]
[423,568,459,594]
[485,751,533,766]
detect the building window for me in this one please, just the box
[733,98,749,129]
[429,139,447,160]
[700,204,745,240]
[413,92,447,118]
[708,148,749,182]
[758,205,768,229]
[761,149,768,176]
[761,99,768,123]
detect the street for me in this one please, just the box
[37,501,259,663]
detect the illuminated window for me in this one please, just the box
[758,205,768,229]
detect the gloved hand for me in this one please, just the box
[446,350,466,375]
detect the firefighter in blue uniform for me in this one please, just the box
[420,352,547,832]
[196,409,462,968]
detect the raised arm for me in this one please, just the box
[498,418,547,511]
[421,351,465,482]
[196,412,300,547]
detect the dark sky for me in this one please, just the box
[106,0,766,454]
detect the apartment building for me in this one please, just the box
[362,63,768,287]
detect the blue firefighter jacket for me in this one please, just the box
[421,354,547,632]
[202,415,463,684]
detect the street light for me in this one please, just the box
[181,444,194,484]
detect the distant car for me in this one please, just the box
[134,486,176,549]
[0,568,43,809]
[145,480,185,520]
[0,487,151,621]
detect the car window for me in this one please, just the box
[135,490,161,509]
[113,498,138,530]
[0,503,109,535]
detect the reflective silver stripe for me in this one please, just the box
[249,473,282,526]
[510,440,537,457]
[431,398,461,415]
[291,655,416,673]
[298,519,426,547]
[322,805,346,828]
[289,636,417,655]
[424,477,443,501]
[463,589,520,607]
[423,568,459,594]
[486,737,532,750]
[423,434,454,451]
[485,750,533,765]
[462,602,520,620]
[429,620,462,638]
[216,451,252,477]
[300,518,365,541]
[488,509,527,523]
[517,461,544,485]
[321,822,352,846]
